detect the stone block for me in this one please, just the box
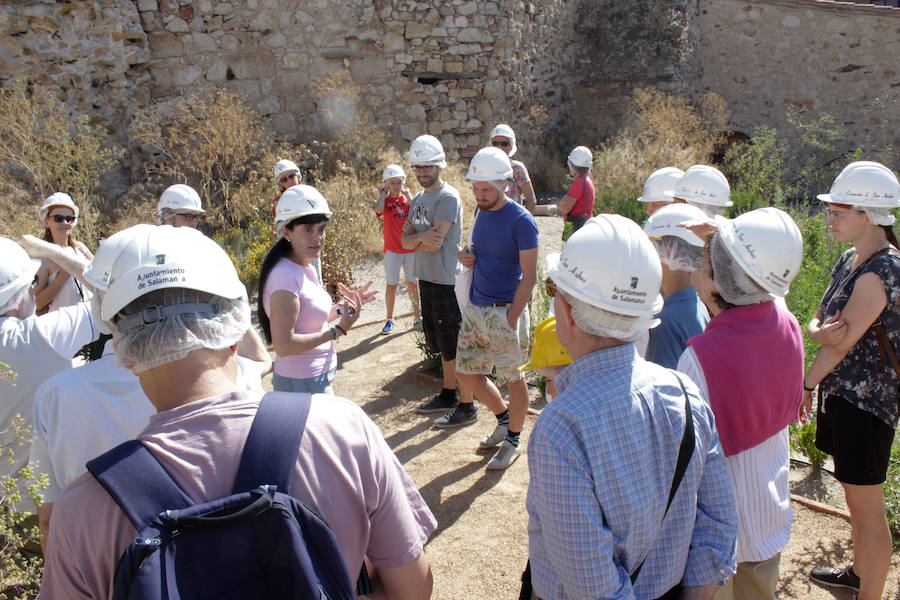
[149,32,183,58]
[231,50,275,79]
[206,60,227,81]
[213,3,233,15]
[218,34,239,53]
[457,43,483,55]
[457,28,483,43]
[281,52,307,69]
[165,18,190,33]
[427,121,442,135]
[385,32,405,52]
[458,2,478,16]
[482,2,499,16]
[395,53,413,64]
[400,122,420,140]
[349,55,386,84]
[172,64,202,86]
[263,32,286,48]
[269,111,297,137]
[257,95,280,115]
[295,10,314,25]
[431,27,448,38]
[136,0,158,11]
[188,32,217,53]
[476,99,493,118]
[427,58,443,72]
[225,78,261,101]
[405,22,430,39]
[407,103,426,121]
[483,79,503,100]
[250,11,279,31]
[426,8,441,25]
[276,68,310,92]
[455,16,468,27]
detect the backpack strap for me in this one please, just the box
[232,391,312,495]
[87,440,193,531]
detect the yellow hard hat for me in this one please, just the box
[519,316,573,371]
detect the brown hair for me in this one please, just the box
[42,205,80,251]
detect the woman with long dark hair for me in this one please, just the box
[802,161,900,600]
[34,193,93,313]
[259,184,374,394]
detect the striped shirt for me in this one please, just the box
[527,344,737,599]
[678,347,792,563]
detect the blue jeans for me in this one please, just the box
[272,368,335,395]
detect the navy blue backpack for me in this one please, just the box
[86,392,368,600]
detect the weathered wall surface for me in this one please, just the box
[0,0,897,164]
[695,0,900,153]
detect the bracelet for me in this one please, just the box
[803,383,816,392]
[334,324,347,336]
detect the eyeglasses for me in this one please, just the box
[279,173,298,184]
[51,214,76,223]
[492,141,511,148]
[175,213,199,221]
[544,277,557,298]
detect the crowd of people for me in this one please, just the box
[0,121,898,600]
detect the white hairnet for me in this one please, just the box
[561,291,660,342]
[863,207,896,226]
[0,284,30,317]
[110,288,250,374]
[686,201,727,218]
[490,179,509,193]
[158,207,176,225]
[651,237,703,272]
[709,233,771,306]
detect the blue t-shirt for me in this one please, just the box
[646,286,709,369]
[469,200,538,305]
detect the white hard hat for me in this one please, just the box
[714,207,802,297]
[100,225,247,323]
[466,147,513,181]
[549,215,663,317]
[568,146,593,169]
[157,184,205,216]
[0,237,41,309]
[637,167,684,203]
[381,164,407,183]
[408,135,447,168]
[273,159,301,180]
[643,203,707,247]
[39,192,79,222]
[667,165,732,207]
[83,224,157,292]
[817,161,900,208]
[489,124,518,157]
[274,184,333,227]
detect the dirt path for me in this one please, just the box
[270,213,900,598]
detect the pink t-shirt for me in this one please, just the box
[263,257,336,379]
[40,390,438,599]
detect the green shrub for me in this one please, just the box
[0,81,122,247]
[214,217,275,292]
[788,418,827,469]
[886,441,900,541]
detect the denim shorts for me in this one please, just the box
[272,368,336,395]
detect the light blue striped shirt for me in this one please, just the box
[527,343,737,599]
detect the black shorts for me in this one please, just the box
[815,394,896,486]
[419,281,461,361]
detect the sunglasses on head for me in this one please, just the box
[492,140,511,148]
[51,214,76,223]
[544,276,557,298]
[279,173,298,184]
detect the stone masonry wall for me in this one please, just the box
[0,0,897,168]
[695,0,900,155]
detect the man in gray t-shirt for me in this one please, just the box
[401,134,472,417]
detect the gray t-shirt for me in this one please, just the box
[408,182,462,285]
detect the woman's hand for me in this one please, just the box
[807,311,848,346]
[799,388,813,424]
[335,281,377,333]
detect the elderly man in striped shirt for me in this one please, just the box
[526,215,737,600]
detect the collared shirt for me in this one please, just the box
[527,344,737,599]
[646,286,709,370]
[677,348,792,564]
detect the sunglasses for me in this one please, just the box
[51,214,76,223]
[279,173,298,184]
[492,141,511,148]
[544,276,557,298]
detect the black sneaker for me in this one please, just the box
[810,565,860,592]
[416,391,459,414]
[433,405,478,429]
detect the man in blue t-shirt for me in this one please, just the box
[642,203,710,368]
[432,147,538,471]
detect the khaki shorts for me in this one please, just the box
[456,303,529,385]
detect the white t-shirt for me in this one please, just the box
[0,302,97,489]
[31,346,267,502]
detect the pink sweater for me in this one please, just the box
[687,301,804,456]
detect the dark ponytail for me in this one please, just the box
[883,224,899,249]
[257,237,293,344]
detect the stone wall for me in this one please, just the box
[695,0,900,155]
[0,0,897,167]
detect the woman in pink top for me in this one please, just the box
[258,184,374,394]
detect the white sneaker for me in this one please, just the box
[486,440,521,470]
[479,424,508,449]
